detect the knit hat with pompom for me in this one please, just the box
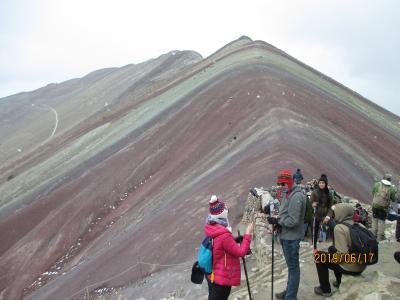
[209,195,228,219]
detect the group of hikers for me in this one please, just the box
[195,169,400,300]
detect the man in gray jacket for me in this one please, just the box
[268,169,306,300]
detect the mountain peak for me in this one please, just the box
[1,37,399,299]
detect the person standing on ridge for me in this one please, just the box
[371,173,397,241]
[304,193,314,239]
[311,174,333,245]
[293,168,303,185]
[276,169,294,202]
[267,170,306,300]
[328,185,342,205]
[205,195,253,300]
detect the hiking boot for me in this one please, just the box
[332,281,340,288]
[314,286,332,297]
[275,290,286,299]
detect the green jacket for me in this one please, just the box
[304,196,313,223]
[330,189,342,205]
[372,181,397,210]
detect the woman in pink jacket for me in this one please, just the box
[204,195,253,300]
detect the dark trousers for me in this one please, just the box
[315,260,361,293]
[372,207,387,221]
[313,220,321,246]
[206,277,231,300]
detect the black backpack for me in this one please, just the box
[342,222,378,265]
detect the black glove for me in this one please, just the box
[246,248,252,255]
[235,235,244,243]
[263,205,271,215]
[328,245,337,253]
[267,216,279,225]
[275,223,282,233]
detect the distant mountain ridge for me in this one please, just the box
[0,36,399,299]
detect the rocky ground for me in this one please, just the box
[97,218,399,300]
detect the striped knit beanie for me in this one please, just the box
[209,195,228,219]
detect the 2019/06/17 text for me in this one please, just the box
[314,252,374,264]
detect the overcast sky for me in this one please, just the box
[1,0,399,116]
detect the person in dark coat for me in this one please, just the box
[311,174,333,245]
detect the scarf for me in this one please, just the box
[207,215,232,233]
[277,186,290,202]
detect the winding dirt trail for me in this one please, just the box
[35,103,59,140]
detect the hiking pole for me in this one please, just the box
[313,207,317,252]
[271,224,275,300]
[238,230,252,300]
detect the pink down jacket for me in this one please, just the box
[204,223,252,286]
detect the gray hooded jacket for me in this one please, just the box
[278,185,306,240]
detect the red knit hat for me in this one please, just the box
[209,195,228,218]
[277,169,293,190]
